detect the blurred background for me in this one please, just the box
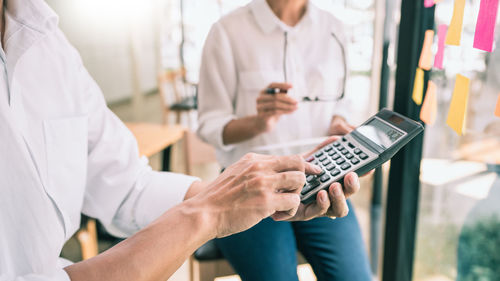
[46,0,500,280]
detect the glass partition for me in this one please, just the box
[413,0,500,280]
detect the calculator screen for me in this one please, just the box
[356,118,404,149]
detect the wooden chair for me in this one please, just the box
[158,68,198,125]
[76,216,99,260]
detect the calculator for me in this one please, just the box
[300,109,424,204]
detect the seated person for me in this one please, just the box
[197,0,371,280]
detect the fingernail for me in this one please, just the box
[319,192,327,203]
[333,184,342,196]
[314,165,322,173]
[349,173,358,186]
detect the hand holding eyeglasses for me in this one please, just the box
[255,82,297,133]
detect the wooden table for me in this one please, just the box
[125,123,185,171]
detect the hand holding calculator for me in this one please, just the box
[301,109,424,204]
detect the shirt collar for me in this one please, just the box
[2,0,59,88]
[250,0,318,34]
[5,0,58,37]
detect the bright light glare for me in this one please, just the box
[73,0,150,26]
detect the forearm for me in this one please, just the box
[222,116,264,145]
[65,200,215,281]
[184,181,207,201]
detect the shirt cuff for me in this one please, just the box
[133,171,200,229]
[53,269,71,281]
[198,115,237,152]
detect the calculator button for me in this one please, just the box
[348,142,355,149]
[315,152,323,157]
[322,159,331,166]
[319,155,327,162]
[328,150,336,156]
[301,181,320,195]
[354,148,362,155]
[345,153,353,159]
[325,163,335,171]
[341,163,351,170]
[310,180,321,188]
[333,142,341,147]
[331,169,341,176]
[342,137,347,142]
[331,153,340,160]
[325,146,333,152]
[340,149,348,155]
[320,174,331,183]
[359,153,368,160]
[301,184,315,195]
[351,158,360,165]
[318,170,326,176]
[306,175,315,182]
[306,156,314,162]
[336,158,345,165]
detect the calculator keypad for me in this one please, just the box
[301,137,373,197]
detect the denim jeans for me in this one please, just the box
[215,200,372,281]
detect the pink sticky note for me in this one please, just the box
[434,25,448,69]
[474,0,500,52]
[424,0,435,7]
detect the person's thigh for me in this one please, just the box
[292,200,372,281]
[215,217,299,281]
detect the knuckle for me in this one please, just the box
[338,207,349,218]
[296,172,306,185]
[250,162,265,171]
[243,152,257,161]
[251,176,267,187]
[292,155,305,171]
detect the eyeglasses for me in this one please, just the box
[283,31,347,103]
[301,95,338,103]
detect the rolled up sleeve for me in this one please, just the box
[197,22,238,152]
[78,60,199,237]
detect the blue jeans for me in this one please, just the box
[215,200,371,281]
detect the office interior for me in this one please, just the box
[46,0,500,280]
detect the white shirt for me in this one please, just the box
[197,0,350,168]
[0,1,198,280]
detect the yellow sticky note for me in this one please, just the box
[495,93,500,117]
[420,81,438,125]
[446,0,466,46]
[446,74,470,135]
[419,30,435,70]
[412,68,425,105]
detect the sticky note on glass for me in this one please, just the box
[446,74,470,135]
[473,0,500,52]
[434,25,448,69]
[419,30,435,70]
[495,93,500,117]
[446,0,466,46]
[420,81,438,125]
[412,68,425,105]
[425,0,435,7]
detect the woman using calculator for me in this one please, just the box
[197,0,371,280]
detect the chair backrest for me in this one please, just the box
[157,68,189,107]
[184,130,217,175]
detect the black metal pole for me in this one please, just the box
[370,0,393,274]
[381,0,434,280]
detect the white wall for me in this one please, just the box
[46,0,160,103]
